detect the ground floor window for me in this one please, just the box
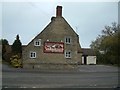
[65,50,71,58]
[30,51,36,58]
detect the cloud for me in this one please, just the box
[2,2,118,48]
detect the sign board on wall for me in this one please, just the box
[44,42,64,53]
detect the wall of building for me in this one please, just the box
[82,56,96,65]
[82,57,84,64]
[87,56,96,65]
[22,17,82,69]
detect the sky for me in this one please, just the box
[1,0,119,48]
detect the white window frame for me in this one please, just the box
[65,37,71,44]
[34,39,41,46]
[30,51,36,58]
[65,50,72,58]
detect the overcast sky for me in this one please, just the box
[1,0,118,48]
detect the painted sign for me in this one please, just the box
[44,42,64,53]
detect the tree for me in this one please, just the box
[1,39,9,60]
[90,22,120,66]
[0,39,2,45]
[0,39,9,45]
[12,35,22,57]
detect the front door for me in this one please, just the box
[84,56,87,65]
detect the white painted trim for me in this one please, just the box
[65,36,72,44]
[65,50,72,59]
[34,39,41,46]
[29,51,36,59]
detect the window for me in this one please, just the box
[34,39,41,46]
[65,37,71,44]
[30,52,36,58]
[65,50,71,58]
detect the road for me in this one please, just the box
[2,64,119,88]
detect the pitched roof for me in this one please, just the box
[39,17,78,37]
[27,16,78,46]
[26,6,82,53]
[82,48,96,56]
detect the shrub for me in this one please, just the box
[10,55,22,68]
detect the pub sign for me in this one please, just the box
[44,42,64,53]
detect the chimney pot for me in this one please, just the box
[56,6,62,17]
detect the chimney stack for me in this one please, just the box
[56,6,62,17]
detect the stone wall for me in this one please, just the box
[22,17,82,69]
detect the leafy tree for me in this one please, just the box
[90,22,120,66]
[12,35,22,57]
[1,39,9,60]
[0,39,1,45]
[0,39,9,45]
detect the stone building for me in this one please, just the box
[22,6,83,69]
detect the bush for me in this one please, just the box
[10,55,22,68]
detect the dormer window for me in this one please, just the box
[65,37,71,44]
[34,39,41,46]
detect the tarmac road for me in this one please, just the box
[2,64,119,88]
